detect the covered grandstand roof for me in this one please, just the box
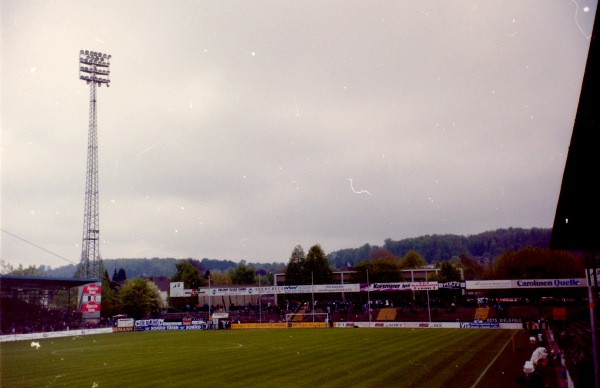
[551,10,600,251]
[0,275,99,294]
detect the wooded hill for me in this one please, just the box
[328,227,551,269]
[44,227,551,279]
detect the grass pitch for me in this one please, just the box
[1,328,521,387]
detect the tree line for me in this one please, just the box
[8,227,553,279]
[327,227,552,268]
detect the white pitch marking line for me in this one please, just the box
[470,331,516,388]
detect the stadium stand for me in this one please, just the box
[0,275,102,334]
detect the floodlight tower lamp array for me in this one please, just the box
[79,50,111,87]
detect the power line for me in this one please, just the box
[1,228,77,266]
[0,227,196,318]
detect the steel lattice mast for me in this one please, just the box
[78,50,111,278]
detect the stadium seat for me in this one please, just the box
[376,308,397,321]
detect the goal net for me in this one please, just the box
[285,312,329,324]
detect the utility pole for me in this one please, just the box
[78,50,111,279]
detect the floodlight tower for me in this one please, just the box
[78,50,111,278]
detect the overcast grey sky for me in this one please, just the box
[1,1,597,270]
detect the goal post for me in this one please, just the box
[285,312,329,327]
